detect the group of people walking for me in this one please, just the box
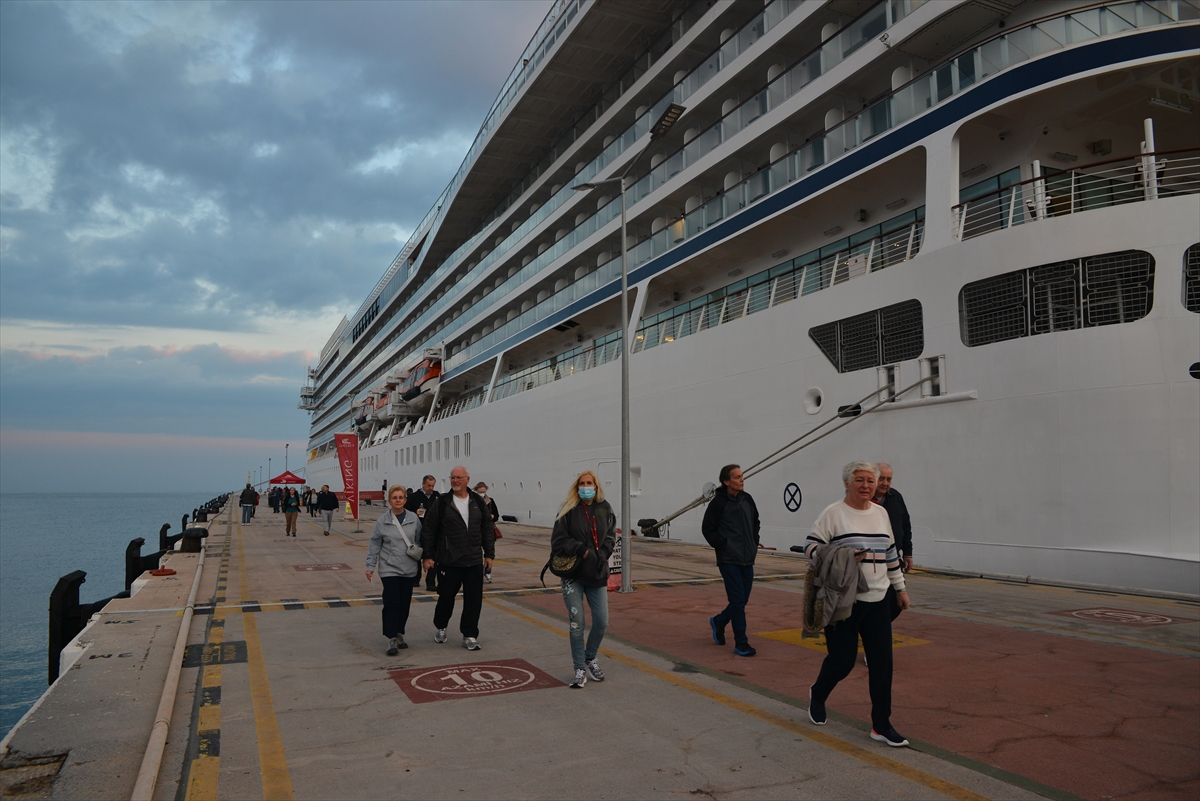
[289,457,916,749]
[701,458,915,748]
[365,467,501,654]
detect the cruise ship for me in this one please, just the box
[299,0,1200,595]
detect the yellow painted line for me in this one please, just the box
[197,704,221,732]
[202,664,222,689]
[236,516,295,799]
[184,756,220,801]
[759,628,932,652]
[488,600,989,801]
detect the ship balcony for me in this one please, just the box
[442,0,1199,374]
[300,385,316,399]
[953,149,1200,241]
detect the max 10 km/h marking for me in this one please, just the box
[1050,607,1192,626]
[389,658,563,704]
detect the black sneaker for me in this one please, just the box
[733,643,756,657]
[808,686,826,725]
[709,616,726,645]
[870,727,909,747]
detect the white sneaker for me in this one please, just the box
[570,668,587,689]
[434,628,448,643]
[586,659,605,681]
[463,636,480,651]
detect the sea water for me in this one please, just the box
[0,492,221,739]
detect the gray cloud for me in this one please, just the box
[0,0,551,331]
[0,343,313,440]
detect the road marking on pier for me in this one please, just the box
[759,628,932,652]
[389,658,563,703]
[183,518,233,801]
[490,599,991,801]
[237,518,295,801]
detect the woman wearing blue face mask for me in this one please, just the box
[550,470,616,688]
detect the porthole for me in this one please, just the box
[803,388,823,415]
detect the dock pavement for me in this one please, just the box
[1,500,1197,800]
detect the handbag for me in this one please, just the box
[493,524,504,540]
[540,504,600,585]
[391,512,423,561]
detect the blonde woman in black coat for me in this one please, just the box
[550,470,615,688]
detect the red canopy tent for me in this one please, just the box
[269,470,306,485]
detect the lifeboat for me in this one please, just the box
[394,348,443,416]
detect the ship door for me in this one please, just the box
[597,460,620,520]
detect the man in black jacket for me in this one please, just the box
[239,484,256,525]
[420,466,494,650]
[874,463,913,572]
[701,464,761,656]
[316,485,340,536]
[408,475,440,590]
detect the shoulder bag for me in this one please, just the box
[541,504,600,585]
[390,512,423,561]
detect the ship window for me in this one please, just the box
[436,440,441,461]
[454,435,460,458]
[444,438,450,461]
[960,250,1154,347]
[464,432,471,457]
[420,444,424,463]
[1184,244,1200,313]
[808,300,923,373]
[394,450,398,467]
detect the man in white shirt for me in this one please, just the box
[804,461,912,748]
[420,466,495,650]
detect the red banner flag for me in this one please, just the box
[334,434,359,520]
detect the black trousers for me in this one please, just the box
[380,575,416,638]
[433,564,484,638]
[811,598,895,731]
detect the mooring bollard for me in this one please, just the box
[180,527,209,553]
[159,523,184,552]
[124,538,169,594]
[47,571,121,684]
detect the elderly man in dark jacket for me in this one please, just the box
[420,466,495,650]
[873,463,913,572]
[702,464,761,656]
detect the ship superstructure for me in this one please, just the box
[301,0,1200,594]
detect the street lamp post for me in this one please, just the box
[285,443,289,473]
[572,103,685,594]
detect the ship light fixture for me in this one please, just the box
[572,103,686,593]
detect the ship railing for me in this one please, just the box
[429,388,488,423]
[487,337,623,404]
[631,218,924,353]
[444,0,1196,374]
[952,148,1200,241]
[358,0,820,385]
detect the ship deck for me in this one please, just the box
[3,502,1197,801]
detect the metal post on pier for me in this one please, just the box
[573,102,686,594]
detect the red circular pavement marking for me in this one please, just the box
[410,664,536,696]
[1068,608,1174,625]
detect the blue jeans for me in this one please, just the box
[562,580,608,670]
[714,563,754,647]
[241,505,253,524]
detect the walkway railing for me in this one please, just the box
[632,218,924,353]
[429,388,488,423]
[445,0,1196,373]
[489,337,623,404]
[952,148,1200,240]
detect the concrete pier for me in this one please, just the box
[2,500,1196,800]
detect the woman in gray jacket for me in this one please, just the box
[365,485,423,655]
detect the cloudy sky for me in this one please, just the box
[0,0,551,492]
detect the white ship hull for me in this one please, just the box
[303,0,1200,594]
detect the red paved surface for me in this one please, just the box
[520,583,1200,801]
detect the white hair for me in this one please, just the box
[842,460,879,484]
